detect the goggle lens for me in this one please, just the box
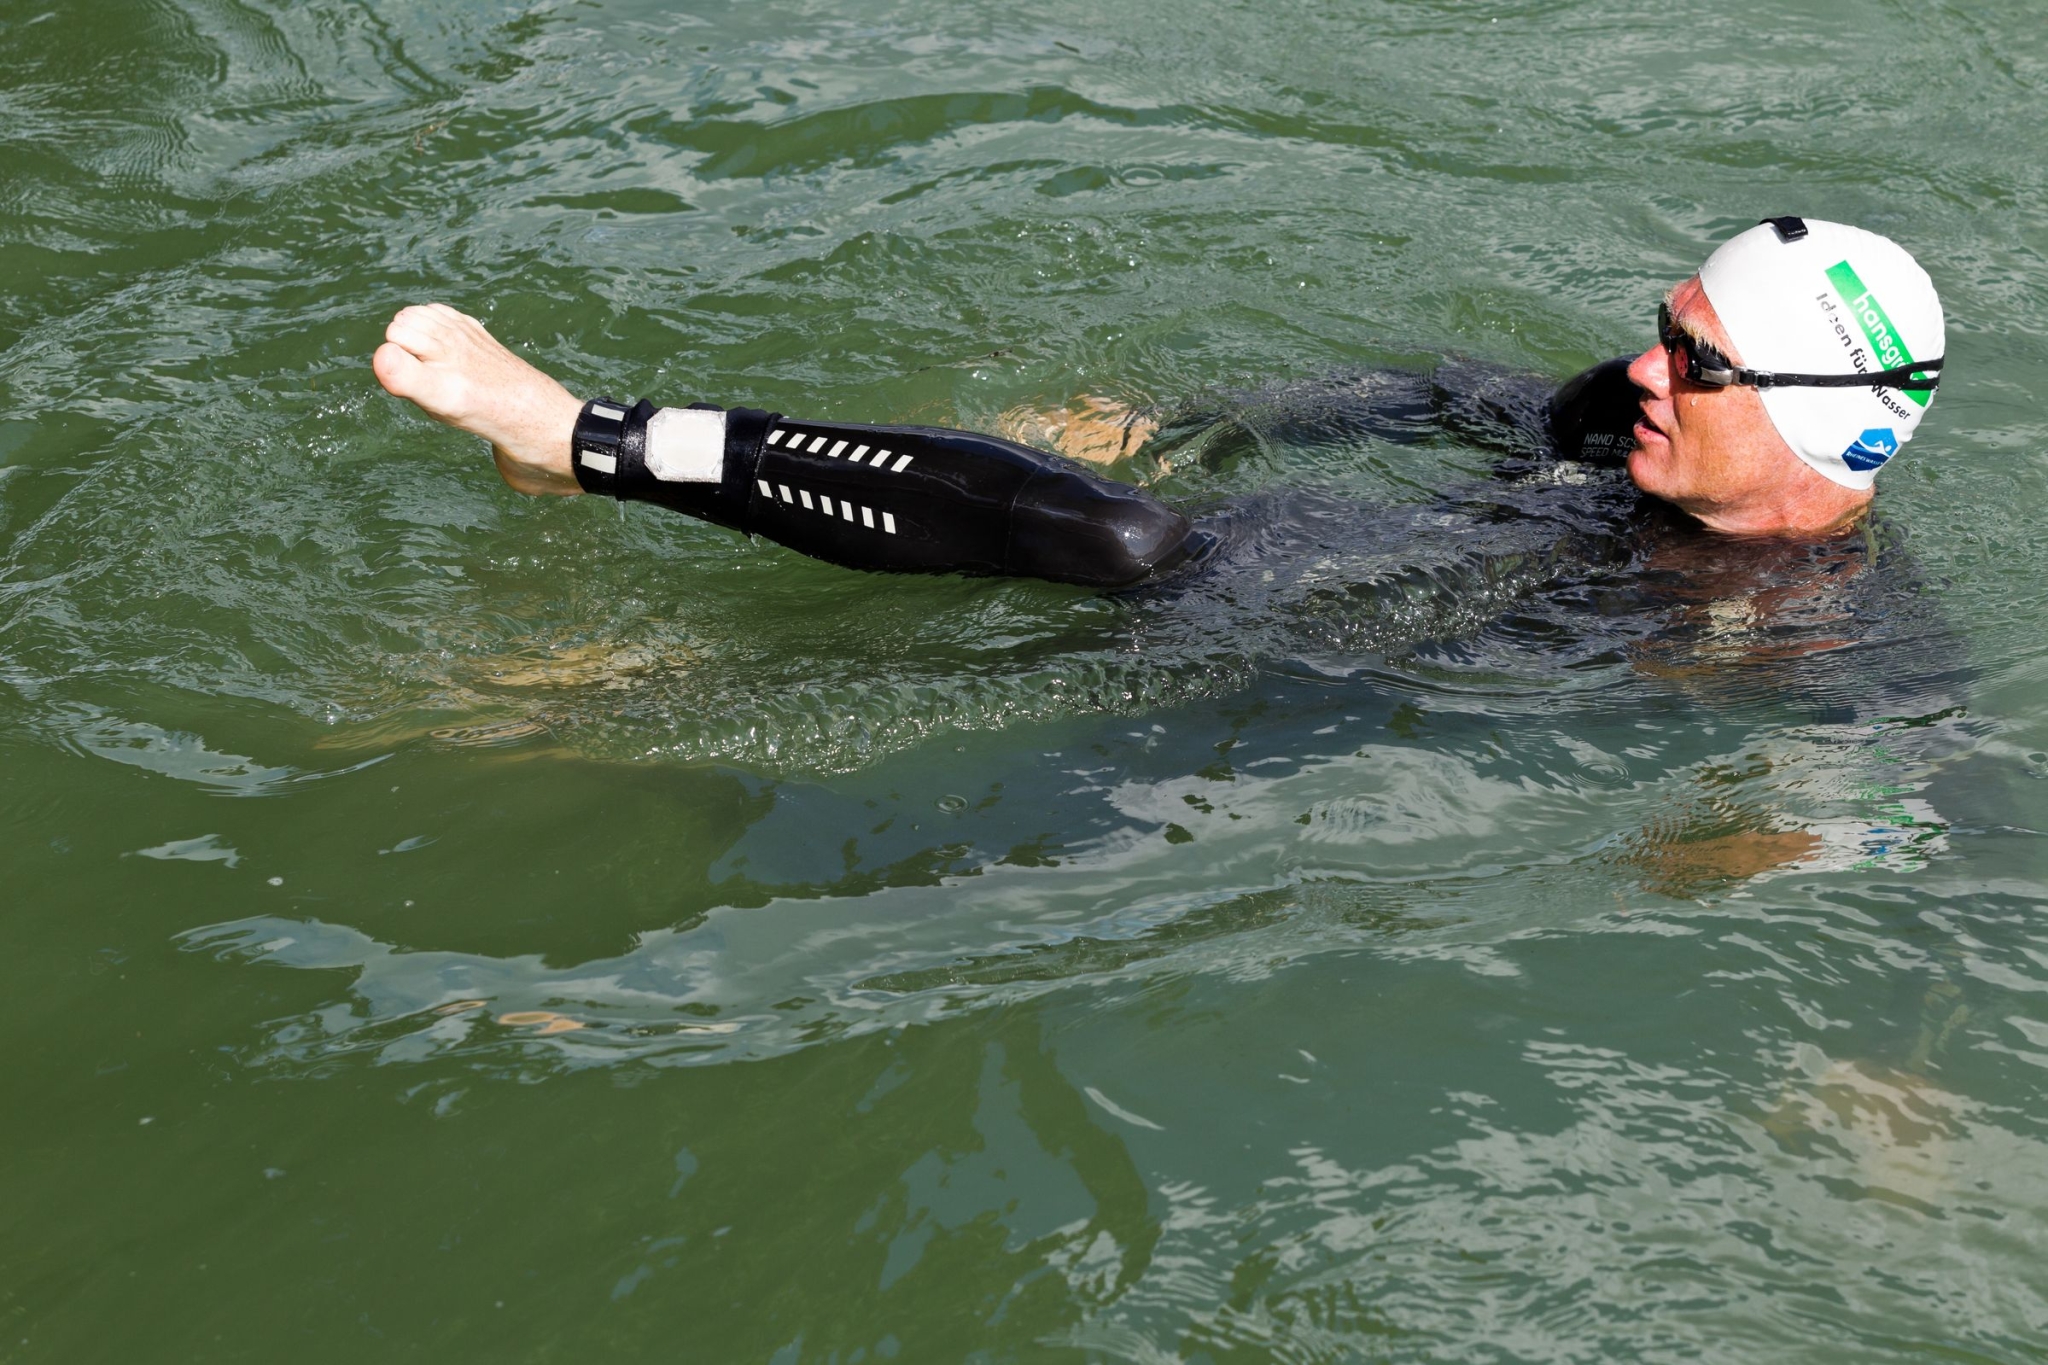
[1657,303,1735,386]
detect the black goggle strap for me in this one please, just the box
[1733,359,1942,392]
[1657,304,1941,393]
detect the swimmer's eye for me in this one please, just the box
[1657,302,1737,386]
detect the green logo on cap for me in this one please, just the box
[1825,260,1934,406]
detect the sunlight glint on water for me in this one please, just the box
[3,1,2048,1360]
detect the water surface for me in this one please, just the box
[6,0,2048,1359]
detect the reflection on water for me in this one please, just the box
[172,871,2048,1361]
[172,671,1980,1084]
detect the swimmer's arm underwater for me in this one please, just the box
[371,304,1197,589]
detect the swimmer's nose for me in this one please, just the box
[1627,340,1673,400]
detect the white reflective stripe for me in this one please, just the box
[882,512,897,534]
[840,503,854,522]
[590,404,625,421]
[757,479,773,497]
[874,449,891,465]
[778,484,793,502]
[851,445,870,462]
[820,495,834,515]
[828,440,847,458]
[766,429,785,445]
[891,454,913,472]
[643,407,726,482]
[579,450,618,474]
[798,490,813,510]
[861,506,874,528]
[807,436,827,453]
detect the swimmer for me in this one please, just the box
[373,216,1944,587]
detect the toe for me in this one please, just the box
[389,303,440,333]
[372,340,426,398]
[385,305,427,343]
[384,306,451,360]
[426,301,492,340]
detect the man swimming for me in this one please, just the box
[372,216,1944,587]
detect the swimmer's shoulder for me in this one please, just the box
[1547,356,1640,466]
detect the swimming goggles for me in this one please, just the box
[1658,302,1941,393]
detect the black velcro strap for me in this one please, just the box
[590,400,782,533]
[569,397,632,495]
[613,398,657,497]
[1760,215,1809,242]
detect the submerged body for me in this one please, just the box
[1133,357,1950,722]
[569,354,1952,734]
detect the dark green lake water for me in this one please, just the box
[7,1,2048,1360]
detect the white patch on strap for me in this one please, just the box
[828,440,847,458]
[757,479,773,497]
[580,450,618,474]
[591,404,625,422]
[861,506,874,528]
[882,512,897,534]
[766,429,786,445]
[840,503,854,522]
[778,484,793,503]
[820,495,834,515]
[643,407,726,483]
[798,489,813,510]
[891,454,913,472]
[807,436,828,453]
[851,445,870,462]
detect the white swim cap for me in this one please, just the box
[1698,217,1945,490]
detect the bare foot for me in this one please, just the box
[372,303,585,496]
[996,396,1158,466]
[1759,1057,1956,1207]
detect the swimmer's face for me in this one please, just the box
[1624,277,1803,519]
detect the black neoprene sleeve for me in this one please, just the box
[570,399,1201,589]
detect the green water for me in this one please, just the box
[7,0,2048,1359]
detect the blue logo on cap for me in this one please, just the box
[1841,428,1899,472]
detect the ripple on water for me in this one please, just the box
[10,0,2048,1357]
